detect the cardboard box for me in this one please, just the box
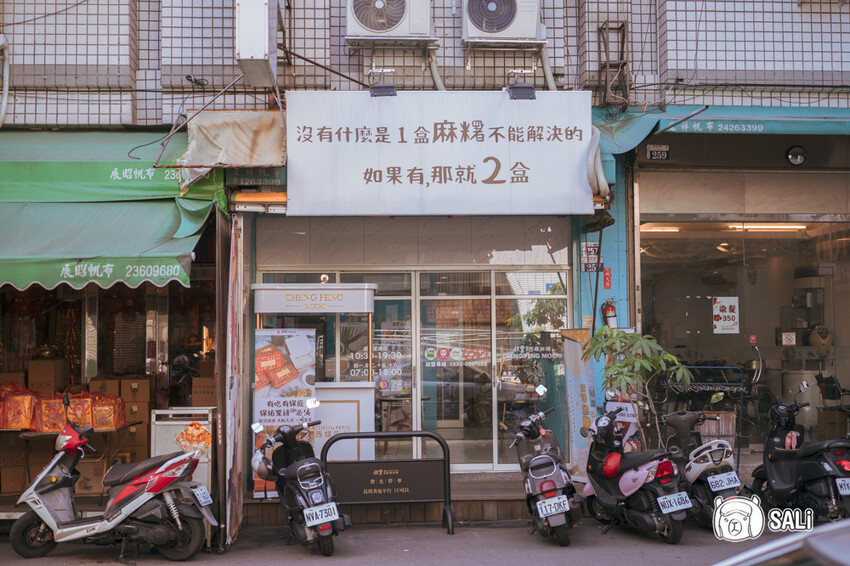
[198,360,215,378]
[28,438,56,474]
[817,408,850,441]
[0,434,27,466]
[126,401,150,425]
[0,372,26,386]
[125,423,149,450]
[192,378,217,407]
[75,460,106,495]
[121,376,152,402]
[27,359,70,395]
[1,465,26,494]
[88,379,121,397]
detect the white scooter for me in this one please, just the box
[11,394,216,561]
[661,411,740,526]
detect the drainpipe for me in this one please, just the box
[539,47,557,92]
[0,33,10,128]
[428,52,446,91]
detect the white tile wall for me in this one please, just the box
[0,0,847,126]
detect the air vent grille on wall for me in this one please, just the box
[462,0,545,46]
[346,0,437,47]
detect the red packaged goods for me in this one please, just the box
[36,397,65,432]
[6,390,37,430]
[267,362,299,388]
[255,349,285,373]
[69,395,93,428]
[254,371,270,391]
[91,394,127,430]
[0,399,6,429]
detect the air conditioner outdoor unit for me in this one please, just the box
[462,0,545,45]
[345,0,436,46]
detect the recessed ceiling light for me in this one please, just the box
[640,226,680,232]
[727,224,807,231]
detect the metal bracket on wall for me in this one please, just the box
[597,21,630,108]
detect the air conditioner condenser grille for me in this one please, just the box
[467,0,517,33]
[352,0,407,32]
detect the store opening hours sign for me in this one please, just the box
[286,91,594,216]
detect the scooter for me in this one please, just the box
[749,381,850,520]
[251,416,350,556]
[581,406,691,544]
[661,410,740,526]
[11,394,216,561]
[509,401,578,546]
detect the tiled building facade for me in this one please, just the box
[1,0,847,128]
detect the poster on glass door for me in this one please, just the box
[712,297,739,334]
[252,328,317,499]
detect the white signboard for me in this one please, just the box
[253,283,377,314]
[286,91,594,216]
[712,296,740,334]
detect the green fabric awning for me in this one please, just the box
[0,198,213,290]
[0,131,226,209]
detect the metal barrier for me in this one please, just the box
[320,431,454,534]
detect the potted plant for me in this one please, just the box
[582,326,693,448]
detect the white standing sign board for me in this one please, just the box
[286,91,594,216]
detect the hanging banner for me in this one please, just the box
[286,91,594,216]
[562,329,597,483]
[252,328,318,499]
[225,217,245,543]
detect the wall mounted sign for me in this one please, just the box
[286,91,594,216]
[252,283,377,314]
[712,296,740,334]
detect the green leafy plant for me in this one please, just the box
[582,326,693,447]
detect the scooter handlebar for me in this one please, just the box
[798,402,810,408]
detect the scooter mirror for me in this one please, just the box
[580,427,589,438]
[305,397,321,409]
[250,422,264,434]
[534,384,547,397]
[604,389,616,402]
[799,380,810,393]
[710,392,725,404]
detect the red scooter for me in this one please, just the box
[11,394,216,561]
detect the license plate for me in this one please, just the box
[192,485,213,507]
[707,471,741,492]
[837,478,850,496]
[657,492,692,514]
[304,502,339,527]
[536,494,569,518]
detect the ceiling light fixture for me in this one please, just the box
[727,224,807,231]
[640,226,680,232]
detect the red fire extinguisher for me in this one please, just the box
[602,298,618,328]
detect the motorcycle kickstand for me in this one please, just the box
[600,519,620,535]
[117,539,136,566]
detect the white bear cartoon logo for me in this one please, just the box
[712,495,765,542]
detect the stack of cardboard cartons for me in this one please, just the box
[192,361,216,406]
[0,434,27,494]
[122,376,152,460]
[87,378,121,397]
[75,458,107,495]
[0,372,26,387]
[27,359,70,396]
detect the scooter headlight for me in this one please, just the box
[309,489,326,505]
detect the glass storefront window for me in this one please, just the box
[420,298,492,464]
[420,272,490,296]
[340,273,411,296]
[495,298,568,463]
[495,272,568,296]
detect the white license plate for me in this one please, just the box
[837,478,850,496]
[657,492,692,514]
[707,471,741,492]
[192,486,213,507]
[304,502,339,527]
[536,494,569,518]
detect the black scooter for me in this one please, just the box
[661,410,740,526]
[251,419,350,556]
[509,405,578,546]
[749,382,850,520]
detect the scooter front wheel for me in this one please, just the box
[318,536,334,556]
[156,516,205,561]
[10,510,57,558]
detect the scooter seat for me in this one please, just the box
[798,438,850,459]
[619,449,671,471]
[102,451,184,487]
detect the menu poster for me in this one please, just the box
[375,320,412,395]
[252,328,317,499]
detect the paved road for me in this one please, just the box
[0,519,784,566]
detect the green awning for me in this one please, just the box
[0,198,213,290]
[0,131,226,209]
